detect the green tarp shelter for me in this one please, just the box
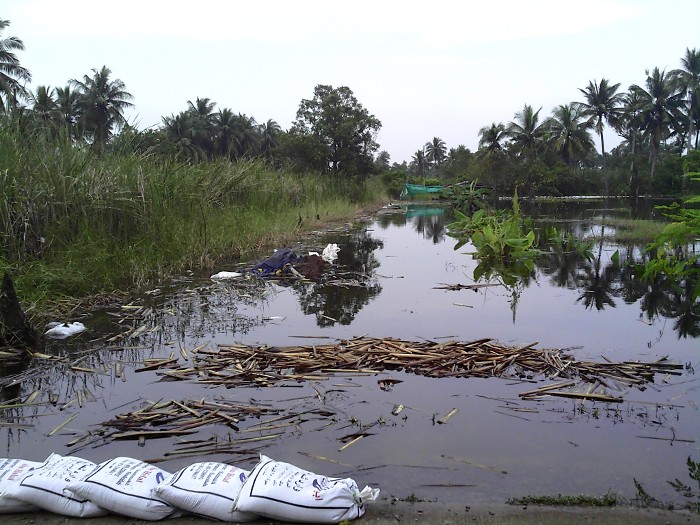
[400,183,443,198]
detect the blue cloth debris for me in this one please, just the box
[251,248,301,278]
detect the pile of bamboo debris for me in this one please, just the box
[67,398,284,454]
[153,336,683,400]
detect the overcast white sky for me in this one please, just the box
[4,0,699,163]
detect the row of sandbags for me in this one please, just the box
[0,453,379,523]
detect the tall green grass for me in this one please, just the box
[0,125,383,315]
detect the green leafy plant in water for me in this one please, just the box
[448,189,542,262]
[470,215,538,261]
[446,208,492,243]
[545,226,595,261]
[447,188,542,321]
[450,180,493,215]
[642,166,700,302]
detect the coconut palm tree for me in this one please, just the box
[231,113,260,158]
[70,66,133,152]
[425,137,447,168]
[544,104,595,167]
[506,104,546,158]
[29,85,57,123]
[186,97,217,156]
[617,89,646,197]
[161,111,204,163]
[411,148,429,177]
[672,47,700,153]
[259,119,282,157]
[212,107,237,159]
[0,18,31,113]
[576,78,624,195]
[55,85,82,140]
[28,85,65,139]
[187,97,216,121]
[478,122,507,154]
[629,67,685,182]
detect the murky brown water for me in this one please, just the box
[1,199,698,507]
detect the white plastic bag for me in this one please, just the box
[1,453,107,517]
[235,455,379,523]
[0,458,40,513]
[210,271,243,280]
[322,243,340,263]
[66,456,177,521]
[154,462,257,522]
[44,321,86,338]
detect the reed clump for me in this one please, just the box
[0,126,382,316]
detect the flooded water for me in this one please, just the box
[1,199,698,508]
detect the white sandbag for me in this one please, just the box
[1,453,107,517]
[235,455,379,523]
[153,462,257,522]
[0,458,40,513]
[66,456,177,521]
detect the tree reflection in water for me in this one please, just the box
[473,258,533,323]
[574,227,619,311]
[409,207,446,244]
[294,229,383,327]
[457,207,699,338]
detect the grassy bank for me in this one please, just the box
[0,128,386,320]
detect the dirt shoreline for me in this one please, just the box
[6,501,699,525]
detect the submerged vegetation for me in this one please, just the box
[507,493,618,507]
[600,218,667,243]
[509,456,700,512]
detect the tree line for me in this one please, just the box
[1,17,697,197]
[0,19,381,180]
[390,49,699,198]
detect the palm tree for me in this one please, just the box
[259,119,282,157]
[70,66,133,152]
[185,97,217,156]
[505,104,546,158]
[672,47,700,153]
[28,85,61,136]
[629,67,685,182]
[187,97,217,121]
[161,111,204,163]
[544,104,595,167]
[576,78,624,195]
[411,148,429,177]
[231,113,260,158]
[477,122,507,154]
[424,137,447,168]
[617,90,646,197]
[55,85,81,140]
[212,107,237,158]
[30,85,57,121]
[0,19,31,114]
